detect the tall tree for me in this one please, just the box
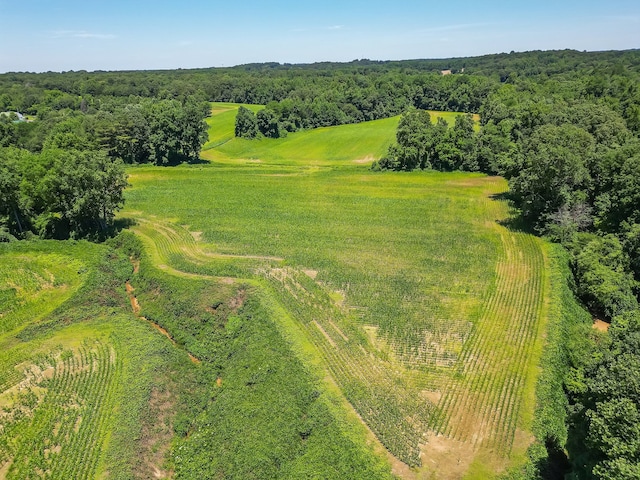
[509,124,594,231]
[0,148,27,236]
[18,149,127,239]
[235,106,259,139]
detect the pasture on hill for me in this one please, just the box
[115,103,551,478]
[202,102,477,165]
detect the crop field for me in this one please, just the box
[118,104,550,478]
[1,340,117,479]
[0,103,547,479]
[0,241,198,480]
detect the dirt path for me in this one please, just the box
[593,318,610,332]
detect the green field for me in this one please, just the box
[202,103,477,166]
[118,104,549,478]
[1,104,548,479]
[1,234,388,479]
[0,240,198,479]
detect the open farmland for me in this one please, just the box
[117,103,550,478]
[0,240,206,480]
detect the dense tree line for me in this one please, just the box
[372,109,477,171]
[1,79,209,241]
[2,49,638,114]
[378,77,640,314]
[232,74,495,138]
[3,49,637,141]
[0,147,127,240]
[0,61,494,116]
[0,97,209,165]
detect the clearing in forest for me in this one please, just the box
[121,104,549,478]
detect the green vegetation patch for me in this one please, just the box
[202,102,476,166]
[0,239,197,480]
[122,153,548,473]
[129,238,394,479]
[0,242,99,336]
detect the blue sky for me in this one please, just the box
[0,0,638,72]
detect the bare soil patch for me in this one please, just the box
[229,288,247,311]
[303,269,318,279]
[125,278,201,364]
[593,318,610,332]
[353,155,375,164]
[126,285,141,315]
[0,460,13,478]
[421,435,476,480]
[134,387,175,480]
[422,390,442,405]
[129,257,140,274]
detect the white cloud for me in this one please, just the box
[328,25,344,30]
[51,30,116,40]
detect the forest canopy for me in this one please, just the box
[0,147,127,240]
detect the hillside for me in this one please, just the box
[119,105,551,478]
[2,45,640,480]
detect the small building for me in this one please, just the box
[0,111,26,122]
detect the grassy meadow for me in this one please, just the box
[202,102,477,165]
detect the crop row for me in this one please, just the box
[432,231,545,451]
[265,266,436,466]
[3,341,119,479]
[131,216,479,466]
[127,204,545,467]
[132,217,281,279]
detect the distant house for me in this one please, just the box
[440,69,465,75]
[0,111,26,122]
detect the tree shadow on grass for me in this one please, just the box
[536,437,571,480]
[108,217,138,237]
[162,153,210,166]
[490,191,537,235]
[536,438,571,480]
